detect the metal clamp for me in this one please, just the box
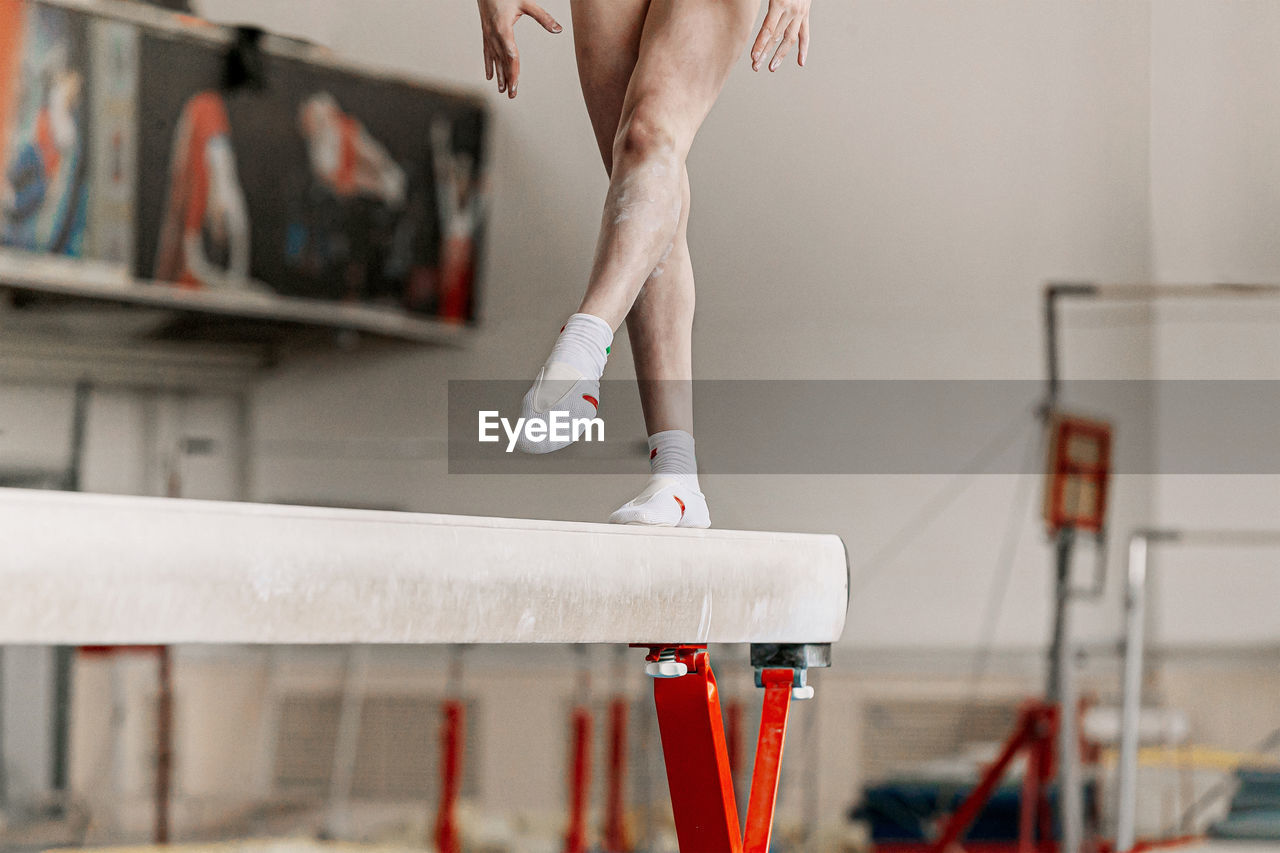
[645,648,688,679]
[750,643,831,700]
[632,644,705,679]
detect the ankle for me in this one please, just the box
[647,429,699,491]
[546,313,613,378]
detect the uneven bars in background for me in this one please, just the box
[1042,280,1280,410]
[1117,528,1280,853]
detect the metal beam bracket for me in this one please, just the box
[640,644,827,852]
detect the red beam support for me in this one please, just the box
[433,699,465,853]
[742,669,794,853]
[641,645,810,853]
[652,648,743,853]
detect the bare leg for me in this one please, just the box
[569,0,648,176]
[576,0,759,331]
[627,171,693,433]
[572,0,757,434]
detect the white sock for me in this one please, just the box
[648,429,700,490]
[609,430,710,528]
[547,313,612,379]
[515,313,612,454]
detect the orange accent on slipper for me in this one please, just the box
[582,394,598,409]
[673,495,685,518]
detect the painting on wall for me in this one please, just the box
[0,0,489,338]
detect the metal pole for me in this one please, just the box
[0,648,5,811]
[1116,534,1150,853]
[1077,282,1280,300]
[1046,527,1074,701]
[1056,600,1083,853]
[1042,282,1101,417]
[251,648,284,802]
[51,380,92,809]
[1045,286,1061,413]
[1047,526,1083,853]
[155,646,173,844]
[326,645,371,838]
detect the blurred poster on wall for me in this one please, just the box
[134,22,488,324]
[0,0,489,338]
[0,2,94,257]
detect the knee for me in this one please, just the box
[614,102,678,166]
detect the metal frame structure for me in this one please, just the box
[1116,528,1280,853]
[1043,279,1280,853]
[1044,280,1280,411]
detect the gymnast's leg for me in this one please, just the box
[514,0,760,462]
[607,173,706,526]
[563,0,706,525]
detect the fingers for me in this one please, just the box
[768,16,801,71]
[522,2,562,34]
[478,2,563,100]
[487,28,516,97]
[491,36,507,93]
[482,29,505,92]
[508,49,520,98]
[752,1,811,72]
[496,26,520,98]
[751,5,785,72]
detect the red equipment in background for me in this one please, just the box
[1043,414,1112,534]
[603,697,632,853]
[928,701,1060,853]
[563,705,593,853]
[433,699,465,853]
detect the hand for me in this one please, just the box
[477,0,562,99]
[751,0,811,72]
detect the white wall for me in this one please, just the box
[1146,1,1280,647]
[0,380,245,500]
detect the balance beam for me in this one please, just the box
[0,488,848,646]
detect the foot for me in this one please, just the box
[514,362,602,454]
[609,476,711,528]
[514,313,612,455]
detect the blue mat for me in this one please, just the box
[1209,768,1280,841]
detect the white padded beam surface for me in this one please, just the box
[0,489,848,645]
